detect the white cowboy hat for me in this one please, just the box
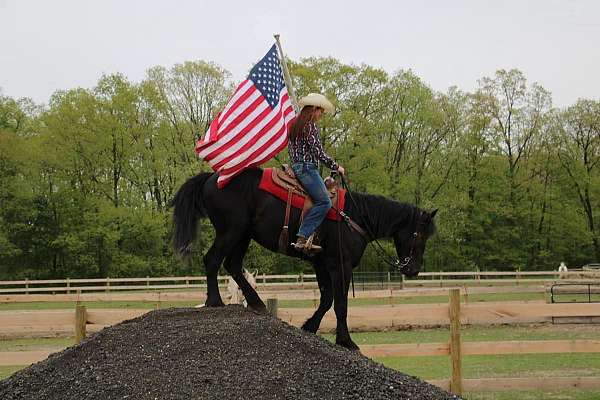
[298,93,335,113]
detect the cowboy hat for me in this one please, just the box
[298,93,335,113]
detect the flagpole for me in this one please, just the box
[273,34,299,113]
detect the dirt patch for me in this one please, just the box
[0,306,459,399]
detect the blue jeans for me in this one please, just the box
[291,162,332,239]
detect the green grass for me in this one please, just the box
[0,337,74,352]
[0,338,76,381]
[465,390,600,400]
[322,324,600,345]
[376,353,600,380]
[0,300,200,311]
[280,291,546,308]
[0,366,23,380]
[552,294,600,303]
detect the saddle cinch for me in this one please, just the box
[257,166,346,254]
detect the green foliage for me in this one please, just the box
[0,59,599,279]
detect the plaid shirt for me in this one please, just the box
[288,122,338,170]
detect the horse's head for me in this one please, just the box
[393,209,438,277]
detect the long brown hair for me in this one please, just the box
[289,106,318,141]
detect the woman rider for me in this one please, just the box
[288,93,345,252]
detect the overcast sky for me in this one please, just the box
[1,0,598,107]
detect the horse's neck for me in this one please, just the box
[351,192,415,239]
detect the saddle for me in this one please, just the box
[272,165,340,216]
[258,167,345,254]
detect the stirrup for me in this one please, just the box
[304,234,322,252]
[292,234,322,254]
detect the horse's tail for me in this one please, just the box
[170,172,213,258]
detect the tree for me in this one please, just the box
[478,69,551,206]
[555,99,600,261]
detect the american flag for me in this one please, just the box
[195,44,296,188]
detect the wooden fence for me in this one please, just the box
[2,291,600,396]
[0,284,548,304]
[1,270,599,296]
[3,300,600,338]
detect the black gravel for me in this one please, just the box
[1,306,461,399]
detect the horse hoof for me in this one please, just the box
[301,321,319,334]
[204,299,225,307]
[336,339,360,351]
[247,304,269,315]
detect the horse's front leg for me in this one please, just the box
[301,262,333,333]
[329,260,359,350]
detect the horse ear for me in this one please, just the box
[430,209,438,219]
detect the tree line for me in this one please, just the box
[0,57,598,279]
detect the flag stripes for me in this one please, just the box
[195,44,296,188]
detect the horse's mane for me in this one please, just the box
[344,191,436,239]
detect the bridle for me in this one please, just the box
[337,174,423,274]
[397,225,427,271]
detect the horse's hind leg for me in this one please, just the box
[203,241,226,307]
[223,238,267,314]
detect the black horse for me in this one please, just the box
[171,168,437,350]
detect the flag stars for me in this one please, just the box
[247,45,287,108]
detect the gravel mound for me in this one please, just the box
[1,306,460,399]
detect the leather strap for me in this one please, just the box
[277,188,295,254]
[284,188,293,229]
[337,209,368,239]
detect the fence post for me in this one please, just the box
[25,278,29,295]
[267,298,278,317]
[75,304,87,344]
[156,292,162,310]
[66,277,70,294]
[105,277,110,293]
[387,271,391,289]
[449,288,462,396]
[400,273,405,290]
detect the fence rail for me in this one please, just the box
[0,285,547,305]
[2,302,600,337]
[1,270,599,295]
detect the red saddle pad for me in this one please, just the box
[258,168,345,221]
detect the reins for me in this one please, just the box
[337,174,415,273]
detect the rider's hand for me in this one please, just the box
[337,165,345,176]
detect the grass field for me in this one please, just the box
[325,324,600,344]
[0,291,547,311]
[466,391,600,400]
[377,353,600,380]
